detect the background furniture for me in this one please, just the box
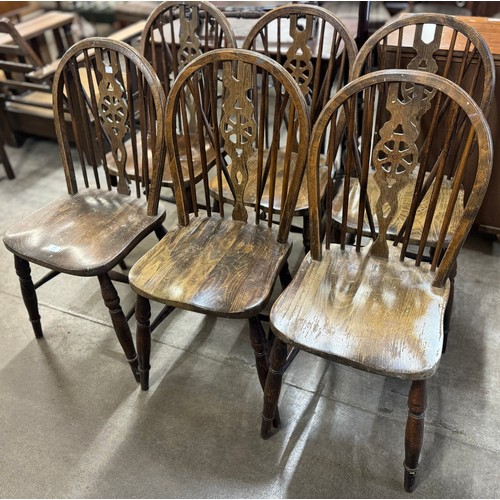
[129,48,309,392]
[262,70,492,492]
[3,38,167,382]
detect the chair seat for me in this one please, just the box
[270,244,450,379]
[106,131,216,188]
[129,216,292,317]
[331,171,464,245]
[208,150,329,214]
[3,189,166,276]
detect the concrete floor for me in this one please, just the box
[0,137,499,498]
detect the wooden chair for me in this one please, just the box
[207,4,357,250]
[331,14,495,240]
[3,38,167,382]
[330,13,495,350]
[128,48,309,391]
[107,1,236,202]
[261,70,492,492]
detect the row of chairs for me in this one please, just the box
[2,2,494,493]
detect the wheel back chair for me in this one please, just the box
[206,4,357,250]
[262,70,492,492]
[129,48,309,392]
[106,1,237,208]
[330,14,495,350]
[3,38,167,382]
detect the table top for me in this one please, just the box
[0,11,74,46]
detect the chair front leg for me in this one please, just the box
[135,294,152,391]
[404,379,427,493]
[443,260,457,353]
[261,337,287,439]
[248,316,269,391]
[98,273,139,383]
[14,256,43,339]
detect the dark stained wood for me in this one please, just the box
[134,1,235,196]
[263,70,492,491]
[4,190,165,276]
[3,38,167,382]
[130,48,309,390]
[130,216,292,317]
[225,5,358,247]
[331,13,495,246]
[404,380,427,493]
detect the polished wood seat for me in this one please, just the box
[211,151,329,214]
[129,49,309,392]
[262,70,492,493]
[4,189,163,275]
[108,131,216,187]
[130,216,291,316]
[2,38,167,382]
[331,172,464,244]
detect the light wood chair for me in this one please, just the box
[107,1,236,204]
[261,70,492,492]
[3,38,167,381]
[129,48,309,392]
[208,4,357,250]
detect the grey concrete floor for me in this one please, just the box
[0,137,499,498]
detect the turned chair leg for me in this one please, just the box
[404,379,427,493]
[443,260,457,353]
[14,256,43,339]
[261,337,287,439]
[98,273,139,383]
[135,295,152,391]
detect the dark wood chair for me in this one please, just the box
[208,4,357,250]
[3,38,167,382]
[261,70,492,492]
[106,1,237,203]
[128,48,309,392]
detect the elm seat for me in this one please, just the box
[129,48,310,393]
[260,70,493,493]
[107,131,216,187]
[209,150,329,214]
[130,216,291,318]
[2,38,167,383]
[4,189,166,277]
[271,244,450,379]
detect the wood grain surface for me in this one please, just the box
[270,243,450,379]
[3,189,166,276]
[331,166,464,245]
[129,215,292,318]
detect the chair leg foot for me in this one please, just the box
[98,273,139,382]
[136,295,151,391]
[404,380,427,493]
[14,256,43,339]
[261,337,287,439]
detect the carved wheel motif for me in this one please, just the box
[283,14,314,96]
[178,6,202,69]
[371,81,424,258]
[220,61,257,222]
[96,51,130,195]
